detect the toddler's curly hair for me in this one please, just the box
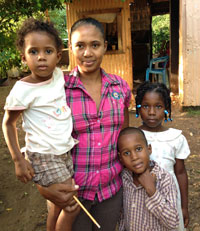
[16,18,63,52]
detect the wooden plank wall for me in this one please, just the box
[65,0,133,90]
[179,0,200,106]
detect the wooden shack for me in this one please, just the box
[179,0,200,107]
[65,0,200,107]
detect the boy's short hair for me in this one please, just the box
[117,127,148,151]
[16,17,63,52]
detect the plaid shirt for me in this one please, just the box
[64,67,131,201]
[119,161,179,231]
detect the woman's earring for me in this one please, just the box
[137,105,141,108]
[135,113,139,118]
[164,110,168,115]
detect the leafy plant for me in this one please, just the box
[48,8,68,47]
[0,0,65,78]
[152,14,170,55]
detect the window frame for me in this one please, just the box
[79,8,123,54]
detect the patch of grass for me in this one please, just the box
[187,110,200,116]
[183,107,200,116]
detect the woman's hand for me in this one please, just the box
[37,181,79,209]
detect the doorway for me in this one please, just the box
[129,0,180,92]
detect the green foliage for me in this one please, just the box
[48,8,68,47]
[152,14,170,55]
[0,0,65,78]
[0,0,64,35]
[185,108,200,116]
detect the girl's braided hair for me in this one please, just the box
[135,81,172,121]
[16,17,63,52]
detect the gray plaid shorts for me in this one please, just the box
[25,151,74,187]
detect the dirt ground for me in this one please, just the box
[0,79,200,231]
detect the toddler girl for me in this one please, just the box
[2,18,79,231]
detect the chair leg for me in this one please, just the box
[166,68,170,87]
[146,69,150,81]
[162,70,166,85]
[155,74,159,82]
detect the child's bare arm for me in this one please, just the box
[174,158,189,228]
[137,168,156,197]
[2,110,34,183]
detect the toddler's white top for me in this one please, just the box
[4,67,76,155]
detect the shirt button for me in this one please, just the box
[97,120,100,123]
[98,142,101,146]
[96,170,99,173]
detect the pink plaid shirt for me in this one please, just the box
[64,67,131,201]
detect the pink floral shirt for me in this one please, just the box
[64,67,131,201]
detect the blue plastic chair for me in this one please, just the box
[145,56,169,84]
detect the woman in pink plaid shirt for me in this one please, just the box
[38,17,131,230]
